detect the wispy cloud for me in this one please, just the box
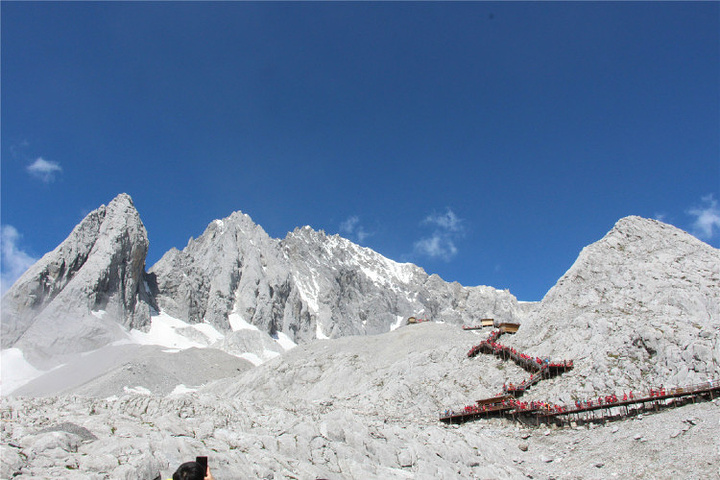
[422,208,463,232]
[1,225,38,296]
[340,215,371,243]
[340,216,359,234]
[687,194,720,240]
[9,139,30,159]
[27,157,62,183]
[414,234,458,261]
[413,207,465,261]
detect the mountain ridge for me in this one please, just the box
[1,193,524,371]
[3,193,718,397]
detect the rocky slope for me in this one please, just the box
[2,323,718,479]
[504,216,720,403]
[147,212,315,342]
[281,226,520,339]
[1,194,154,368]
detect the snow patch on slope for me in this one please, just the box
[130,311,207,349]
[295,272,321,314]
[238,350,281,366]
[123,385,152,395]
[275,332,297,351]
[228,312,258,332]
[0,348,45,395]
[169,384,198,395]
[316,322,329,340]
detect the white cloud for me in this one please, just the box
[414,208,464,261]
[356,228,370,243]
[340,216,359,234]
[413,234,458,261]
[687,194,720,240]
[1,225,38,295]
[422,208,463,232]
[339,215,371,243]
[27,157,62,183]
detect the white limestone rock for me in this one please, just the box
[506,216,720,400]
[4,207,719,479]
[150,214,524,347]
[1,194,154,368]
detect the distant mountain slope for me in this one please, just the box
[148,206,523,344]
[11,344,252,397]
[281,226,521,339]
[506,216,720,401]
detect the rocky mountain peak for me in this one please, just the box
[107,191,135,211]
[149,209,289,335]
[1,193,153,367]
[508,215,720,399]
[183,211,264,249]
[601,215,706,253]
[286,225,330,244]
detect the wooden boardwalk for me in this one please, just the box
[466,329,573,396]
[441,327,719,426]
[440,380,720,425]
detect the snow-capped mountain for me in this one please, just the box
[148,208,522,344]
[281,226,520,339]
[1,193,523,383]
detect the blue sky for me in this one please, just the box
[2,2,719,301]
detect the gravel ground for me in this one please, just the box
[2,323,719,479]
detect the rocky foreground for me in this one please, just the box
[2,323,719,479]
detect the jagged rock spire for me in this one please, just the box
[1,193,154,367]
